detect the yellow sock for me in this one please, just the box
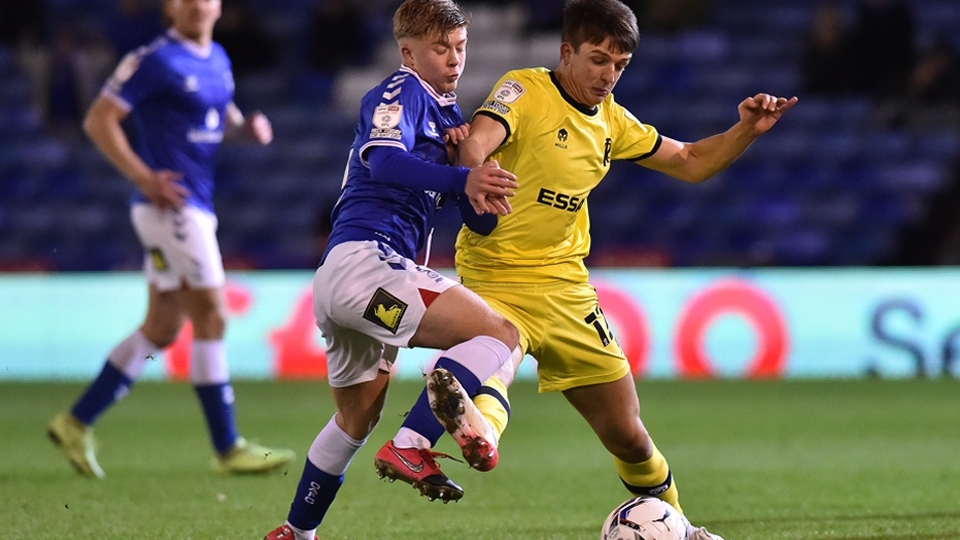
[614,442,683,513]
[474,375,510,443]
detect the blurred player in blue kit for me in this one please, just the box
[47,0,295,478]
[262,1,521,539]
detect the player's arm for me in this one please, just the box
[639,93,798,183]
[83,95,188,209]
[224,101,272,145]
[457,113,513,215]
[367,144,517,215]
[457,193,497,235]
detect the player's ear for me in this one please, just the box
[559,42,574,65]
[398,39,415,67]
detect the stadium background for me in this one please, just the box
[1,0,959,381]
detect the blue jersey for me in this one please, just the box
[102,29,234,213]
[324,66,467,261]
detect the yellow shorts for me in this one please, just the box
[462,277,630,393]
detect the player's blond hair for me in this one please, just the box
[393,0,468,43]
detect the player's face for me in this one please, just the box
[563,38,632,106]
[166,0,222,43]
[402,27,467,95]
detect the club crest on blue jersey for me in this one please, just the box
[363,288,408,334]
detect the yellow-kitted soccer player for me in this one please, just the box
[416,1,796,539]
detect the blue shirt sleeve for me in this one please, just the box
[105,48,164,110]
[367,145,469,194]
[457,193,497,236]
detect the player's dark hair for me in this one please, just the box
[562,0,639,54]
[394,0,468,43]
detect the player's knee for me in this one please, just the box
[192,309,226,339]
[141,321,182,348]
[338,409,380,441]
[491,316,519,350]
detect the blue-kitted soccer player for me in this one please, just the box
[47,0,295,478]
[263,1,521,538]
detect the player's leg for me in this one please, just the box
[469,345,522,445]
[179,285,295,473]
[562,375,683,511]
[47,251,184,479]
[532,281,688,513]
[270,263,412,539]
[382,283,517,477]
[163,205,293,473]
[446,279,539,456]
[273,373,390,540]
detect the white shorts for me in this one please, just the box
[130,203,225,292]
[314,240,459,387]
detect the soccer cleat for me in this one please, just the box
[262,524,316,540]
[427,367,499,472]
[687,527,725,540]
[213,437,296,474]
[374,440,464,503]
[47,411,105,479]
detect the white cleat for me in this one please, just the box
[426,368,499,472]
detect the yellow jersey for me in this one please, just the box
[455,67,661,283]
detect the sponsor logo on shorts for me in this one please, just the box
[149,248,169,271]
[364,288,407,334]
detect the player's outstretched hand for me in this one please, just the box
[738,93,798,135]
[244,111,273,145]
[466,160,517,216]
[137,169,188,209]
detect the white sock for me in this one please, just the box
[190,339,229,384]
[107,330,160,380]
[306,415,366,476]
[284,521,315,540]
[441,335,512,382]
[392,426,431,450]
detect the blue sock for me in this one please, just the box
[71,362,133,425]
[287,459,343,531]
[193,383,239,454]
[399,357,482,447]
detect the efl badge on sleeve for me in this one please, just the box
[493,80,525,103]
[373,104,403,129]
[113,52,141,83]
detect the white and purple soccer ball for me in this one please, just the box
[601,497,686,540]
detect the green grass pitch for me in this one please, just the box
[2,379,959,539]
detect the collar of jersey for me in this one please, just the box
[399,65,458,107]
[548,70,599,116]
[167,28,212,59]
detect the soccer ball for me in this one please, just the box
[600,497,686,540]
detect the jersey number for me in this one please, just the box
[584,304,614,347]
